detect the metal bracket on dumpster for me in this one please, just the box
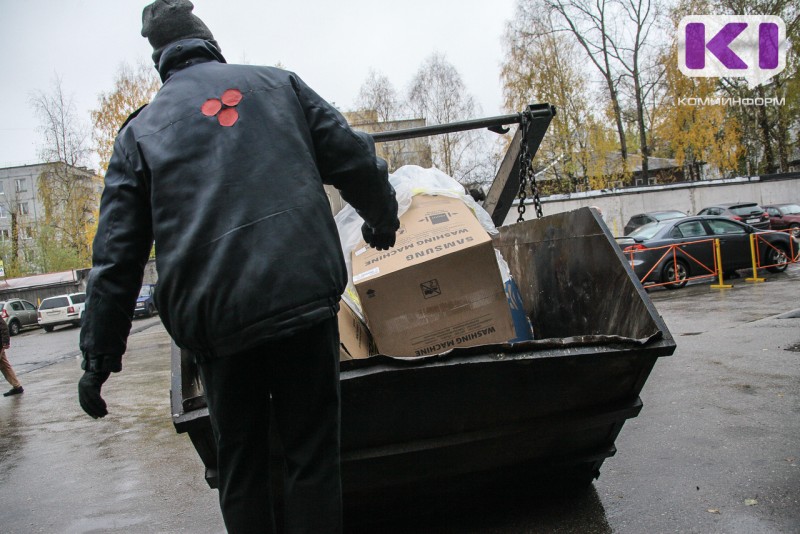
[484,104,554,226]
[370,104,556,227]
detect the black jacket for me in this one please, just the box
[80,39,397,368]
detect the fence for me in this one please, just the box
[744,230,798,283]
[624,232,798,289]
[624,238,719,289]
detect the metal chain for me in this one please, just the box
[516,114,529,223]
[516,112,543,222]
[529,151,544,219]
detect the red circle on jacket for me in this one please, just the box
[218,108,239,127]
[221,89,243,107]
[201,98,222,116]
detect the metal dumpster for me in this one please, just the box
[169,106,675,519]
[170,206,675,499]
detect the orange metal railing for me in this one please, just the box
[624,231,797,289]
[751,230,799,271]
[625,238,719,289]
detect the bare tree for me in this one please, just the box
[355,69,401,123]
[546,0,669,182]
[545,0,630,167]
[608,0,667,181]
[31,76,98,268]
[33,76,91,168]
[502,5,596,190]
[407,53,485,184]
[352,70,413,173]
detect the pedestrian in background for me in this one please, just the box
[1,317,23,397]
[77,1,399,533]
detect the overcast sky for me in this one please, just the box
[0,0,518,169]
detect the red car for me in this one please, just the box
[764,204,800,237]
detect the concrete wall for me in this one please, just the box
[502,174,800,236]
[0,269,89,305]
[1,283,85,306]
[143,258,158,285]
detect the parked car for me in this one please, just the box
[617,215,796,289]
[763,203,800,237]
[623,210,687,235]
[0,299,39,336]
[697,202,771,230]
[37,293,87,332]
[134,284,158,318]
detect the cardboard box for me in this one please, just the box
[351,194,515,357]
[337,301,376,360]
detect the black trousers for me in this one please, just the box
[198,317,342,534]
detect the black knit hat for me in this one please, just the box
[141,0,219,63]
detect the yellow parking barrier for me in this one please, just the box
[710,239,733,289]
[745,233,766,283]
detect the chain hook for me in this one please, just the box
[516,110,543,222]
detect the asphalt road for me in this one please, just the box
[6,315,162,376]
[1,267,798,533]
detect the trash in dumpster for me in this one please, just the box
[495,246,534,342]
[336,164,498,321]
[351,193,515,357]
[340,165,531,357]
[503,273,534,342]
[337,301,376,360]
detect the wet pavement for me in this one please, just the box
[1,266,799,533]
[0,320,224,533]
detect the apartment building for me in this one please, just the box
[0,163,102,267]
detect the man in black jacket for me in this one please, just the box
[78,1,399,532]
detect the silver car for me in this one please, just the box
[1,299,39,335]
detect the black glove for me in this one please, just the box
[362,221,399,251]
[78,371,111,419]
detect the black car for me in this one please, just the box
[623,210,687,235]
[618,216,796,289]
[697,202,771,230]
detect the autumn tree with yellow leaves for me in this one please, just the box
[89,61,160,256]
[656,44,743,179]
[655,0,797,177]
[92,61,161,176]
[714,0,799,175]
[502,8,588,190]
